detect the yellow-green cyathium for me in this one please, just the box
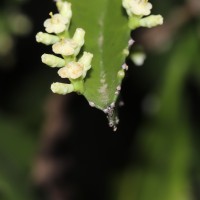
[122,0,163,30]
[36,0,93,95]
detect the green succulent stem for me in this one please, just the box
[58,30,70,39]
[63,55,76,63]
[71,79,84,94]
[128,16,140,30]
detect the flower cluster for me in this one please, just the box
[36,0,93,95]
[122,0,163,29]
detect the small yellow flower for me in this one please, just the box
[52,39,78,56]
[58,61,84,79]
[44,13,69,34]
[123,0,152,16]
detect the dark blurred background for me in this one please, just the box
[0,0,200,200]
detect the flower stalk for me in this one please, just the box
[122,0,164,30]
[36,0,93,95]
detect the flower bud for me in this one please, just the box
[72,28,85,55]
[51,82,74,95]
[140,15,163,28]
[36,32,60,45]
[41,54,65,68]
[56,0,72,20]
[78,52,93,71]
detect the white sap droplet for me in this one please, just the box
[89,101,95,107]
[128,39,135,47]
[111,103,115,108]
[104,109,108,113]
[115,118,119,124]
[109,121,114,127]
[113,126,118,132]
[117,86,121,91]
[122,64,128,70]
[104,104,120,132]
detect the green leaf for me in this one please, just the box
[69,0,130,110]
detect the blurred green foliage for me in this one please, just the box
[0,116,36,200]
[0,0,31,66]
[113,28,199,200]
